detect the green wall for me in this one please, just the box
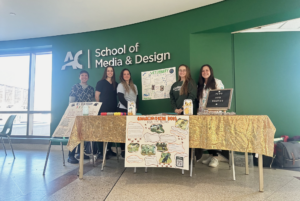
[234,32,300,137]
[1,0,300,136]
[190,33,235,112]
[190,32,300,137]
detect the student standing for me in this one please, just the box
[169,64,197,162]
[95,66,118,113]
[68,70,95,164]
[197,64,224,168]
[169,64,197,115]
[117,68,138,157]
[95,66,118,159]
[116,68,138,113]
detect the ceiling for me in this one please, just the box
[0,0,223,41]
[234,17,300,33]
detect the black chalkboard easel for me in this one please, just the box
[204,89,233,111]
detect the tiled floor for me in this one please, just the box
[1,145,300,201]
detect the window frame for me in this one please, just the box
[0,48,52,137]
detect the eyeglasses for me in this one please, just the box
[179,70,186,72]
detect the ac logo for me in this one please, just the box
[61,50,83,70]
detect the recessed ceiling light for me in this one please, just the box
[10,12,16,16]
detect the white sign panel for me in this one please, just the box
[125,115,189,170]
[141,67,176,100]
[52,102,102,137]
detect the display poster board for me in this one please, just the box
[141,67,176,100]
[125,115,189,170]
[204,89,233,110]
[52,102,102,137]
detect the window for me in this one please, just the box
[0,51,52,137]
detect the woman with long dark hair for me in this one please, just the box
[169,64,197,115]
[117,68,138,157]
[197,64,224,168]
[95,66,118,159]
[95,66,118,113]
[117,68,138,113]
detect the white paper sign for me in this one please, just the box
[125,115,189,170]
[141,67,176,100]
[52,102,102,137]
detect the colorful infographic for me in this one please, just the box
[141,67,176,100]
[125,115,189,170]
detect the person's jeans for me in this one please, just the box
[207,150,218,156]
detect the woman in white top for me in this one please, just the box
[117,68,138,113]
[197,64,224,168]
[117,68,138,157]
[198,65,224,113]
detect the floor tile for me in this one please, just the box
[113,168,182,197]
[13,191,48,201]
[45,175,114,201]
[106,187,150,201]
[2,147,300,201]
[45,159,125,201]
[266,178,300,201]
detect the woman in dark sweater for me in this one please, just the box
[95,66,118,159]
[95,66,118,113]
[169,64,197,115]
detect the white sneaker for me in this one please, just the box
[202,156,213,165]
[209,157,219,168]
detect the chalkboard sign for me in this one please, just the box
[204,89,233,111]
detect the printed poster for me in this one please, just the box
[141,67,176,100]
[125,115,189,170]
[52,102,102,137]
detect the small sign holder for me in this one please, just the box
[204,88,233,112]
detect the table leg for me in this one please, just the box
[259,154,264,192]
[134,167,136,173]
[115,143,119,163]
[231,150,236,181]
[229,150,231,170]
[90,141,95,167]
[245,152,249,175]
[79,141,84,179]
[104,142,108,166]
[101,142,108,171]
[190,148,194,177]
[145,167,147,173]
[182,170,184,175]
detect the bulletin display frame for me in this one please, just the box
[204,88,233,111]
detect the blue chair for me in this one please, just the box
[0,115,17,159]
[43,137,69,175]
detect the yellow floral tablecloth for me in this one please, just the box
[67,115,276,157]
